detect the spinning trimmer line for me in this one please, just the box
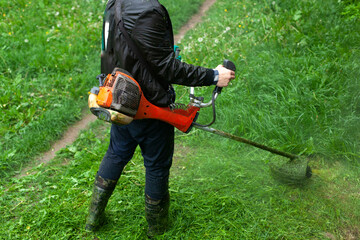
[88,60,312,183]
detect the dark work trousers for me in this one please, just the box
[97,119,174,200]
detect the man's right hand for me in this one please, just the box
[215,65,236,87]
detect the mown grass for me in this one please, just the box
[0,0,206,178]
[1,121,359,239]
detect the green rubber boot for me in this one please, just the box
[85,174,117,231]
[145,193,170,238]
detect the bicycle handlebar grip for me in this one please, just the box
[214,59,236,94]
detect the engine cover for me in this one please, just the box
[96,68,141,117]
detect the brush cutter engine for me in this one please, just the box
[89,68,202,133]
[96,68,141,117]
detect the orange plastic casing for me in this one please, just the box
[96,74,115,108]
[134,95,199,133]
[97,71,200,133]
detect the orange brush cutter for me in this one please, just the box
[88,61,313,180]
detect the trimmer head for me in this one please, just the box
[269,156,312,185]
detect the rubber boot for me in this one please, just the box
[85,174,117,231]
[145,193,170,238]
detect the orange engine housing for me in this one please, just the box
[95,69,200,133]
[96,79,115,109]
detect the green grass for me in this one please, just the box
[1,0,359,239]
[0,0,104,177]
[0,0,206,178]
[1,121,359,239]
[176,0,360,161]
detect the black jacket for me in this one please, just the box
[101,0,215,106]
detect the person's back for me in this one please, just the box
[102,0,220,107]
[101,0,176,106]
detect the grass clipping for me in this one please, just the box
[269,156,312,185]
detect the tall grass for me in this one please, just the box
[0,0,105,177]
[1,1,360,238]
[176,0,360,161]
[0,0,206,177]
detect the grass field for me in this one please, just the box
[176,0,360,160]
[0,0,205,177]
[1,121,359,239]
[1,0,359,239]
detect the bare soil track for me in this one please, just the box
[17,0,217,177]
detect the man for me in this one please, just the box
[85,0,235,237]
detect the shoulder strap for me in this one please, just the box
[160,4,174,47]
[118,20,169,90]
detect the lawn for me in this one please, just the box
[0,0,359,239]
[0,0,206,177]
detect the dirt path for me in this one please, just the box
[18,0,217,177]
[174,0,217,43]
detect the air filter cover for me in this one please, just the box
[110,73,141,117]
[97,69,141,117]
